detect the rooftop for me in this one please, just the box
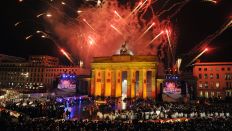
[92,55,157,63]
[194,62,232,66]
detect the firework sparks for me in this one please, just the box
[136,0,148,12]
[169,0,191,19]
[147,31,164,46]
[165,29,171,49]
[18,0,212,67]
[203,0,219,4]
[127,1,143,17]
[25,35,32,40]
[36,13,52,18]
[110,24,123,36]
[77,10,83,14]
[83,19,95,31]
[114,10,122,19]
[14,21,22,27]
[88,36,95,45]
[46,13,52,17]
[158,0,188,17]
[188,19,232,56]
[187,48,208,67]
[61,1,66,5]
[60,48,74,64]
[137,22,155,40]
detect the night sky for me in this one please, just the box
[0,0,231,65]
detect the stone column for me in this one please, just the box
[111,69,116,97]
[101,70,105,96]
[151,70,156,98]
[90,69,95,96]
[115,70,122,97]
[139,69,147,98]
[104,70,111,97]
[130,69,136,98]
[142,69,147,99]
[95,70,102,96]
[127,70,131,97]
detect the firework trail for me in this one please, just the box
[157,0,172,13]
[147,31,164,46]
[16,0,184,67]
[187,19,232,56]
[137,22,155,40]
[83,19,96,31]
[60,48,74,64]
[157,0,188,17]
[203,0,219,4]
[19,0,226,68]
[186,48,208,67]
[169,0,191,19]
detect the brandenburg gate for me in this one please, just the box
[90,55,159,99]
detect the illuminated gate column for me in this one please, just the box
[115,70,122,97]
[101,70,105,96]
[111,69,116,97]
[95,70,102,96]
[151,70,157,98]
[90,70,95,96]
[104,69,112,97]
[139,69,147,98]
[128,69,136,98]
[126,70,131,97]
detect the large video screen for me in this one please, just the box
[163,81,181,95]
[57,80,76,90]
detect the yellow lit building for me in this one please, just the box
[91,55,161,99]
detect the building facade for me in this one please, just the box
[90,55,162,99]
[193,62,232,98]
[0,55,90,93]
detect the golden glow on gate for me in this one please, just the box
[91,55,158,99]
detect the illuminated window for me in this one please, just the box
[205,82,208,88]
[200,91,203,97]
[210,82,213,88]
[199,82,203,88]
[210,74,213,79]
[209,68,213,71]
[199,74,202,79]
[216,68,219,71]
[228,74,232,80]
[205,91,208,98]
[204,74,208,79]
[216,74,219,79]
[224,74,231,80]
[211,92,214,97]
[216,82,220,88]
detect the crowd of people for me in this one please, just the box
[1,92,232,130]
[1,112,232,130]
[3,98,65,118]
